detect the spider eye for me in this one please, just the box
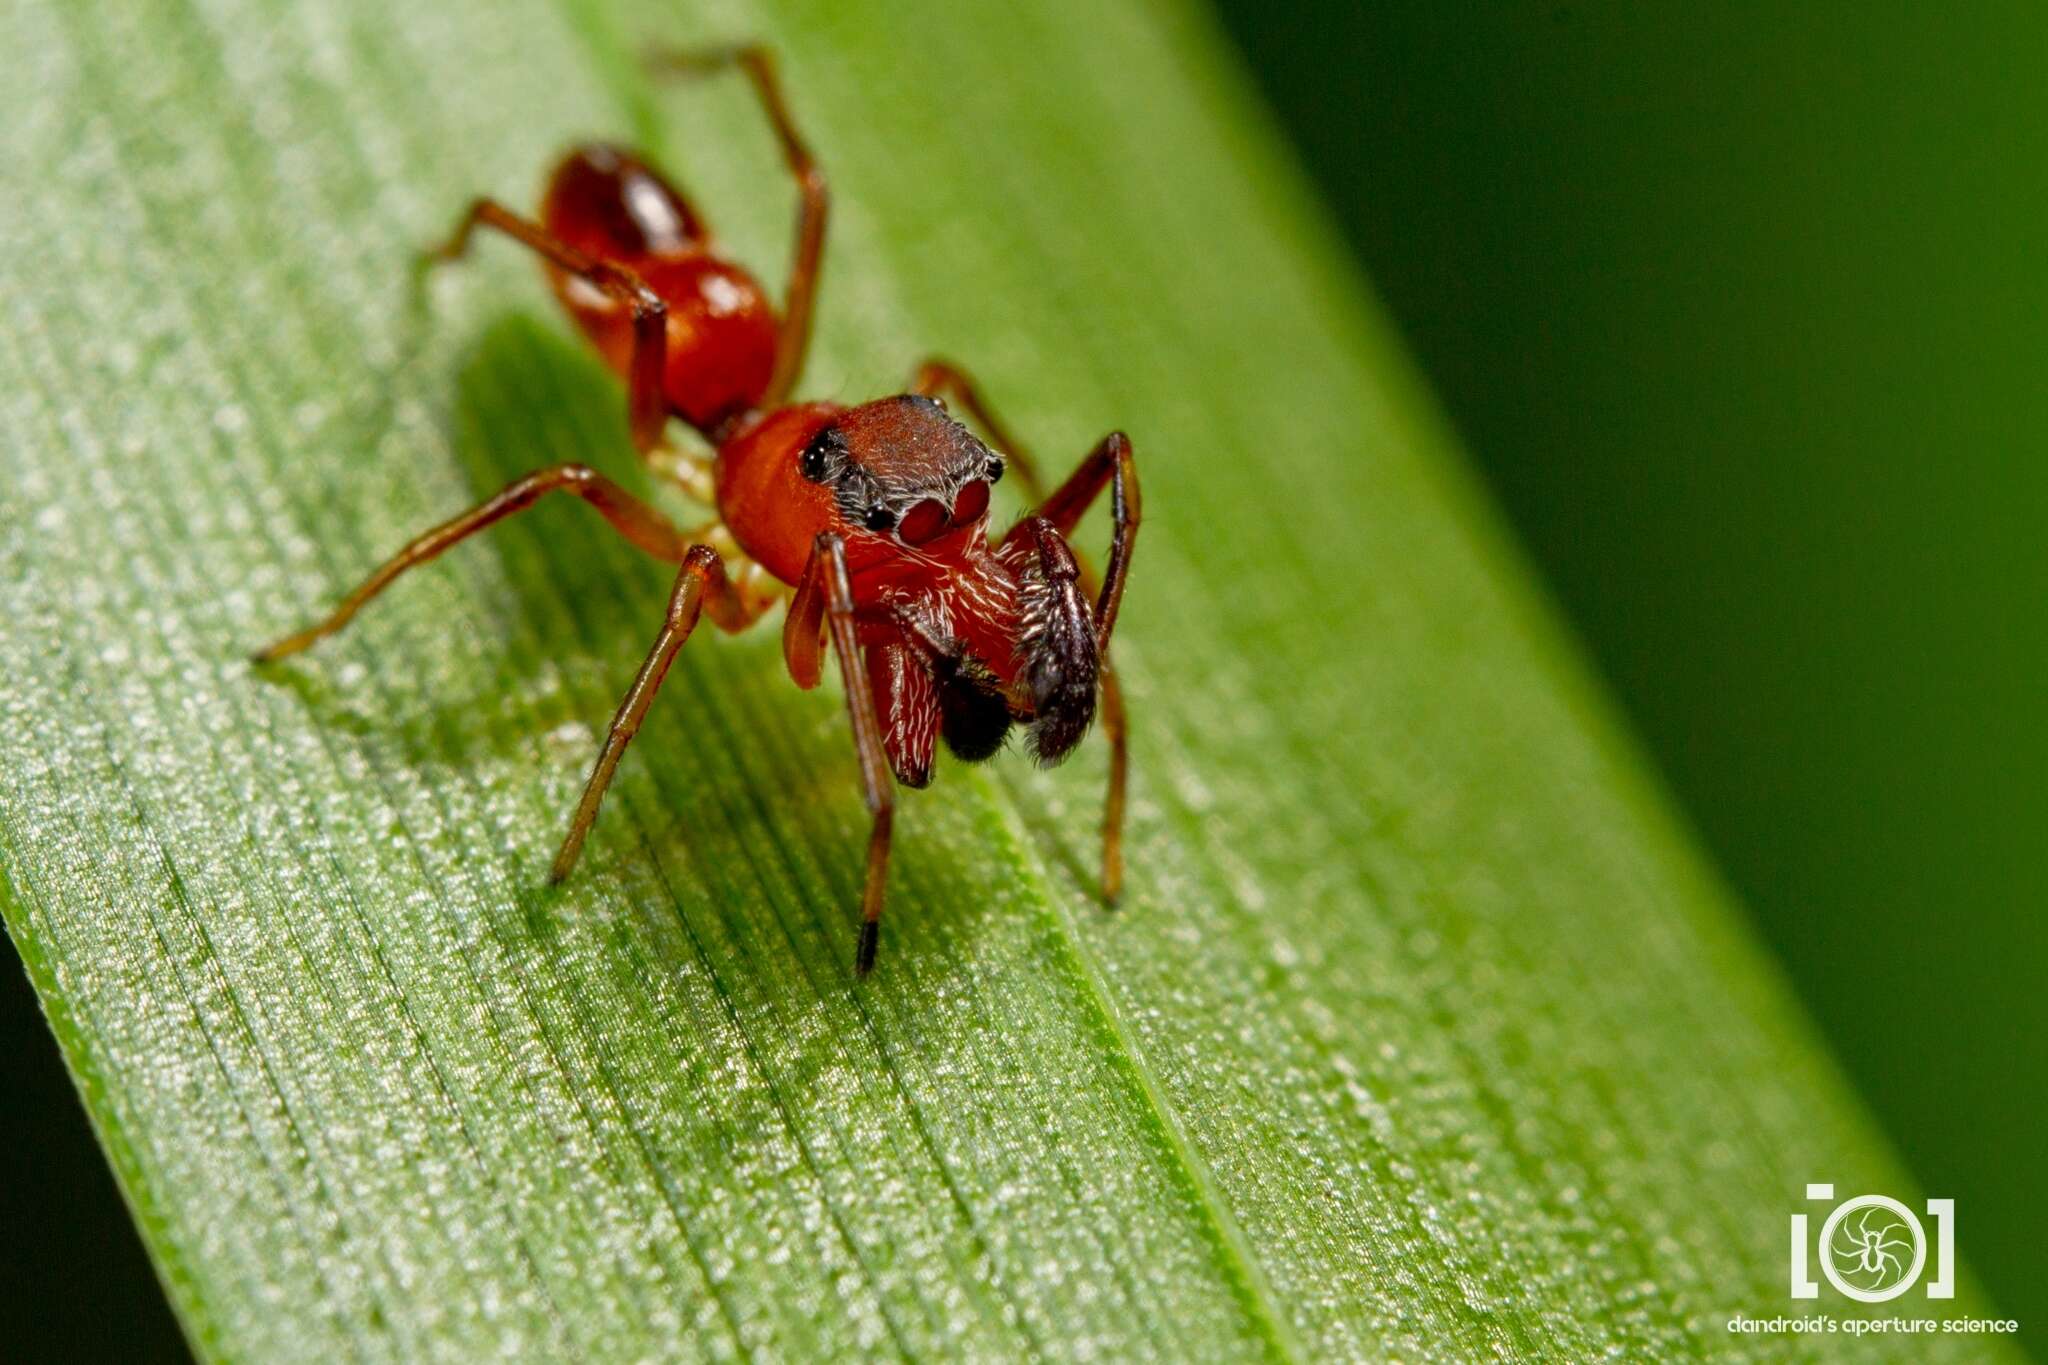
[985,455,1005,484]
[799,427,841,483]
[952,479,991,526]
[865,504,896,532]
[897,498,951,545]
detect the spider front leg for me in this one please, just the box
[1027,432,1140,648]
[422,200,672,453]
[786,532,895,975]
[913,361,1142,900]
[1008,431,1141,900]
[550,544,758,881]
[648,44,828,405]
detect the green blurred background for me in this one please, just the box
[1211,0,2046,1326]
[2,1,2040,1355]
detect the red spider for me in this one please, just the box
[255,47,1140,975]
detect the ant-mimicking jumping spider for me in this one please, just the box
[255,46,1140,975]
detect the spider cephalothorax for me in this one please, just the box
[799,394,1005,545]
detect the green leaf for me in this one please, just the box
[0,0,2011,1359]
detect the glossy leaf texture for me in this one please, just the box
[0,0,2009,1359]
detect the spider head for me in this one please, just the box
[797,394,1004,552]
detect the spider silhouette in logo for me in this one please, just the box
[1830,1205,1914,1291]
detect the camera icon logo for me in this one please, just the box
[1790,1184,1955,1303]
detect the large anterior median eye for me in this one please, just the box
[897,498,951,545]
[952,479,991,526]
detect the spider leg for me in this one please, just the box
[1011,432,1140,654]
[648,45,827,406]
[550,544,758,881]
[909,364,1146,901]
[422,201,671,453]
[788,532,896,974]
[1001,432,1141,899]
[253,464,698,661]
